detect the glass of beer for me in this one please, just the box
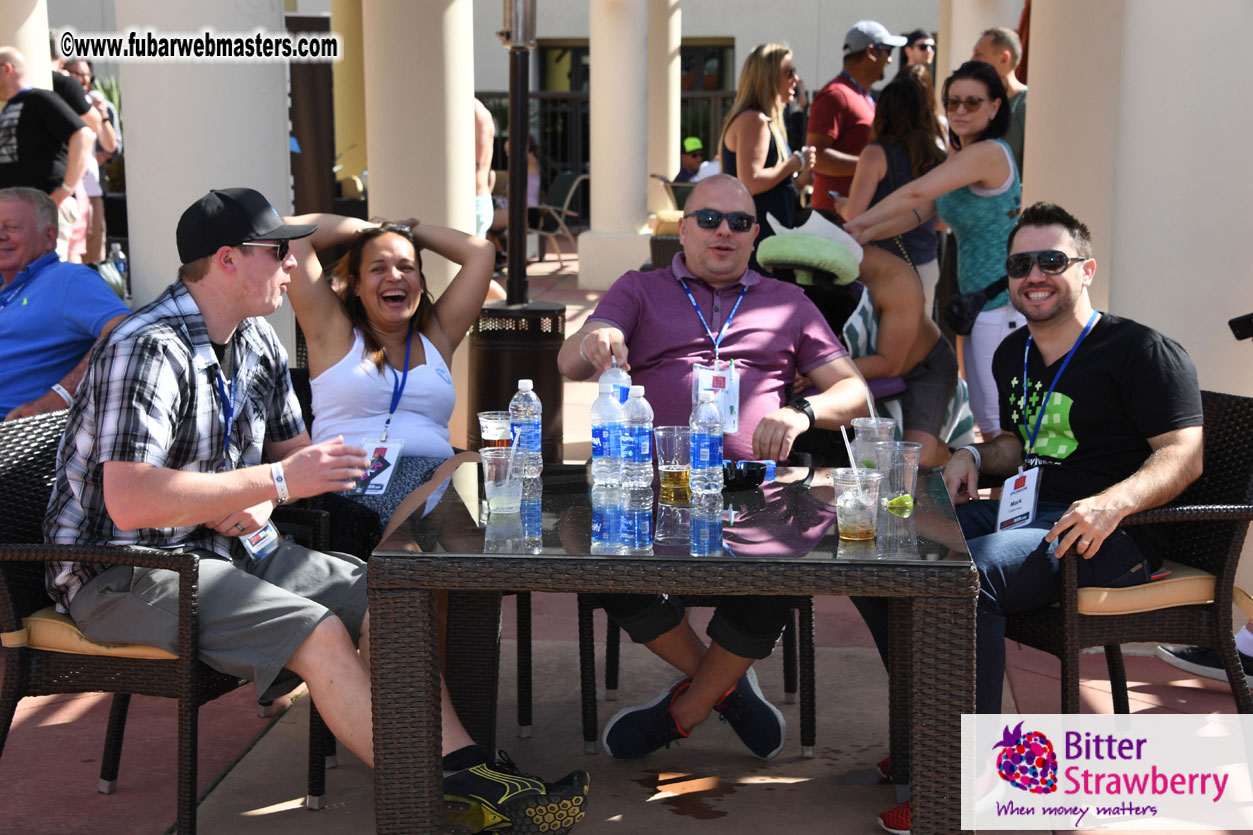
[653,426,691,504]
[477,411,512,449]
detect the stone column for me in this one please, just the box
[578,0,650,290]
[113,0,295,349]
[645,0,681,215]
[331,0,367,183]
[2,0,52,89]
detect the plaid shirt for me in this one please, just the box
[44,280,304,610]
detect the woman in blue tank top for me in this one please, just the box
[718,42,816,271]
[844,61,1022,438]
[839,65,946,318]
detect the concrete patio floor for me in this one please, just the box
[2,253,1250,834]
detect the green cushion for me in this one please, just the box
[756,233,860,285]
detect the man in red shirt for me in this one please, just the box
[807,21,905,215]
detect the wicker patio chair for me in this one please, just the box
[1004,390,1253,713]
[0,410,336,833]
[577,593,817,756]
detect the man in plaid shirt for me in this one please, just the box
[43,188,591,832]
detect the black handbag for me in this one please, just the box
[941,276,1008,335]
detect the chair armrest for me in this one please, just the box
[271,504,331,551]
[0,543,203,663]
[1119,504,1253,526]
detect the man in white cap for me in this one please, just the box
[807,21,906,215]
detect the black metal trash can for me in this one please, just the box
[467,301,565,462]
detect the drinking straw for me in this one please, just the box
[865,388,876,420]
[840,424,867,502]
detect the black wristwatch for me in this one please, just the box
[788,397,815,432]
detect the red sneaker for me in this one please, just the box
[878,800,910,834]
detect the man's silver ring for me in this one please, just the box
[1079,538,1090,547]
[234,522,246,533]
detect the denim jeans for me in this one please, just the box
[854,499,1153,714]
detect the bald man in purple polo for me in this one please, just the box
[557,174,869,764]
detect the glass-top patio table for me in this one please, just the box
[368,461,977,834]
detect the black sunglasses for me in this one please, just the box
[239,240,291,260]
[683,209,756,233]
[944,95,986,112]
[1005,250,1087,279]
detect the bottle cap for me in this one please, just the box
[518,379,534,390]
[629,385,644,397]
[598,381,613,394]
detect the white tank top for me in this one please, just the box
[310,329,456,458]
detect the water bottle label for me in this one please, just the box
[621,426,652,463]
[690,433,723,470]
[591,424,620,459]
[622,509,653,549]
[522,498,542,538]
[510,419,542,452]
[613,384,630,404]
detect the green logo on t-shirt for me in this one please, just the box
[1011,377,1077,460]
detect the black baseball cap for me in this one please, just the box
[176,187,317,264]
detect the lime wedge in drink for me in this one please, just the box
[886,494,914,517]
[860,459,877,469]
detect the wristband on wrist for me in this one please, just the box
[51,383,73,405]
[577,334,593,366]
[61,183,75,193]
[957,444,981,471]
[271,461,290,505]
[788,397,816,432]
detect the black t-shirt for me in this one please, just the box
[52,72,92,116]
[994,313,1202,563]
[0,88,86,193]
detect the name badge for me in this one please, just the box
[348,438,405,496]
[996,467,1040,531]
[693,361,740,434]
[240,520,281,560]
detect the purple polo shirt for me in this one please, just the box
[589,254,848,461]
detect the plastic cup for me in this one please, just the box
[851,417,897,470]
[832,468,883,540]
[654,502,691,544]
[480,447,522,514]
[477,411,512,450]
[872,441,923,500]
[653,426,691,504]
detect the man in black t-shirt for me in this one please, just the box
[0,47,93,258]
[941,201,1203,715]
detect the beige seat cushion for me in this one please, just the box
[4,606,177,659]
[652,210,683,236]
[1076,560,1227,616]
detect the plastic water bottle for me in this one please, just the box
[509,379,543,478]
[689,389,724,495]
[620,385,654,487]
[521,477,543,554]
[590,484,625,555]
[621,485,654,555]
[590,380,623,485]
[109,242,127,279]
[600,359,631,405]
[689,493,723,557]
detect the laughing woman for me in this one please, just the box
[284,215,494,528]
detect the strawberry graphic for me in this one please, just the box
[994,721,1058,794]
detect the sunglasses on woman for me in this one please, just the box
[943,95,986,113]
[684,209,756,233]
[239,240,291,260]
[1005,250,1087,279]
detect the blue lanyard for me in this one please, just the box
[839,72,875,106]
[0,87,29,119]
[1021,311,1099,455]
[0,271,35,312]
[214,341,242,471]
[380,329,413,443]
[678,279,748,361]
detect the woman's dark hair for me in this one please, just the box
[872,66,945,179]
[330,223,433,371]
[896,29,932,75]
[942,61,1010,149]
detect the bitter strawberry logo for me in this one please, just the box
[995,721,1058,794]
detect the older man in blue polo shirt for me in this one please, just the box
[0,186,129,419]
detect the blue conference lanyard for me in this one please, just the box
[838,71,875,107]
[678,278,748,362]
[214,341,243,472]
[1021,310,1099,456]
[379,329,413,443]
